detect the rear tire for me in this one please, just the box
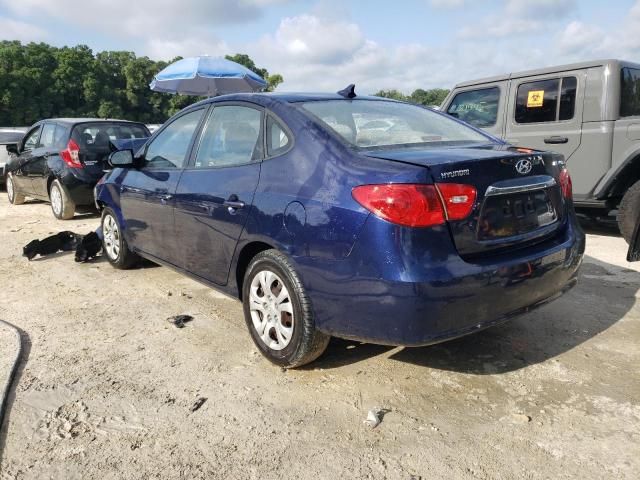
[6,173,25,205]
[49,179,75,220]
[242,250,330,368]
[101,208,139,269]
[618,180,640,244]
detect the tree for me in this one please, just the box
[373,89,408,101]
[225,53,283,91]
[409,88,449,107]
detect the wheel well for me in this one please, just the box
[46,176,55,194]
[607,155,640,200]
[235,241,274,300]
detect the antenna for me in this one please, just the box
[337,84,356,99]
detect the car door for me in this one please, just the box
[29,122,63,197]
[12,125,42,195]
[443,82,508,138]
[174,103,264,285]
[120,107,206,265]
[504,71,585,160]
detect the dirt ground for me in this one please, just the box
[0,195,638,480]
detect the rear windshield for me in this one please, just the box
[621,67,640,117]
[300,100,490,149]
[72,122,149,149]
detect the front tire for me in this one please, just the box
[6,173,25,205]
[618,180,640,244]
[242,250,330,368]
[49,179,75,220]
[101,208,139,269]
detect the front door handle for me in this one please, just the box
[544,136,569,144]
[159,194,173,205]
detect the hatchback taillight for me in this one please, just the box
[352,183,477,228]
[60,139,82,168]
[559,168,572,199]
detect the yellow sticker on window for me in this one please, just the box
[527,90,544,108]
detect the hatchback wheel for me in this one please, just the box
[101,208,139,269]
[49,179,75,220]
[243,250,330,368]
[6,174,25,205]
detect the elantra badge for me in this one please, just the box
[515,158,533,175]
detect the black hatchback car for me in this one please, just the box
[6,118,149,219]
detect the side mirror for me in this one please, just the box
[109,149,134,168]
[6,144,18,155]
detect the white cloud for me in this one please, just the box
[505,0,576,17]
[0,16,47,42]
[429,0,465,8]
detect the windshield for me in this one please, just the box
[301,100,490,148]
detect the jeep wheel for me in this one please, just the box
[618,180,640,244]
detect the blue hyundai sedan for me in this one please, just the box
[95,90,585,367]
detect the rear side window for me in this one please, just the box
[266,115,291,157]
[195,105,263,168]
[447,87,500,127]
[39,124,57,148]
[621,68,640,117]
[515,77,577,124]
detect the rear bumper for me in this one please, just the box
[60,170,101,206]
[298,215,585,346]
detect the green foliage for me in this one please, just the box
[374,87,450,107]
[0,42,285,126]
[225,53,282,92]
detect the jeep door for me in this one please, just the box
[443,82,509,138]
[174,103,263,286]
[119,107,206,265]
[504,71,585,175]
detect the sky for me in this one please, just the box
[0,0,639,94]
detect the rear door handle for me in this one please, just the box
[223,200,245,209]
[544,136,569,144]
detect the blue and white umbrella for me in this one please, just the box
[149,56,267,96]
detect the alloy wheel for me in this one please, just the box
[103,214,121,260]
[249,270,294,351]
[51,185,62,216]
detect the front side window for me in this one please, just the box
[447,87,500,128]
[194,105,262,168]
[145,109,204,169]
[38,124,57,148]
[301,100,490,149]
[515,77,577,124]
[621,67,640,117]
[22,127,41,152]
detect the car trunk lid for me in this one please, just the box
[361,144,567,257]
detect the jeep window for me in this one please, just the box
[447,87,500,128]
[621,68,640,117]
[515,77,577,123]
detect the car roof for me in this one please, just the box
[189,92,400,108]
[453,59,640,88]
[37,118,147,126]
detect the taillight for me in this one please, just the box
[351,183,477,228]
[435,183,477,220]
[559,168,572,199]
[60,139,82,168]
[352,184,445,227]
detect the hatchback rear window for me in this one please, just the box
[621,67,640,117]
[72,123,149,149]
[300,100,489,149]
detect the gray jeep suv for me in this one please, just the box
[441,59,640,243]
